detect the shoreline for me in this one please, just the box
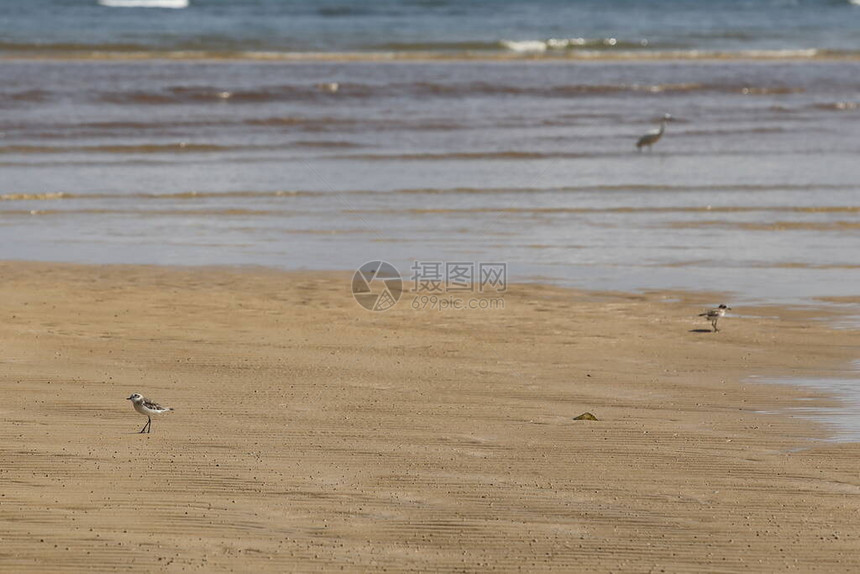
[2,260,859,571]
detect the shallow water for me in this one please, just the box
[755,361,860,442]
[1,58,859,307]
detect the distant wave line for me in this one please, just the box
[0,143,236,154]
[344,206,860,217]
[669,220,860,232]
[500,37,648,53]
[1,44,857,62]
[10,206,860,221]
[329,149,817,161]
[49,82,807,107]
[97,0,189,8]
[3,184,857,203]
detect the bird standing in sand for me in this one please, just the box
[127,393,173,433]
[636,114,672,151]
[699,304,731,332]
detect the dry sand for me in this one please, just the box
[1,261,859,572]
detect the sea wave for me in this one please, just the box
[1,40,856,62]
[370,41,503,52]
[0,190,327,202]
[0,192,69,201]
[669,220,860,232]
[55,80,807,108]
[0,143,231,155]
[97,85,350,105]
[813,101,859,111]
[501,37,649,53]
[336,151,587,161]
[2,185,856,203]
[97,0,189,8]
[345,205,860,216]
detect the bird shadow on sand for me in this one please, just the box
[688,329,716,333]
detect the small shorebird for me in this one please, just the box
[127,393,173,433]
[699,304,731,332]
[636,114,672,151]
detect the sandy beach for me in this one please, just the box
[4,2,859,572]
[1,260,858,572]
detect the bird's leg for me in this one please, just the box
[139,417,148,433]
[712,319,719,332]
[146,417,152,433]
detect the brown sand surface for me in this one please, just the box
[1,261,859,573]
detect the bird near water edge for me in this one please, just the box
[636,113,672,151]
[699,304,731,332]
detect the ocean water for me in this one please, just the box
[0,0,859,308]
[2,57,859,305]
[2,0,860,58]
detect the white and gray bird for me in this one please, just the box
[636,114,672,151]
[127,393,173,434]
[698,304,731,332]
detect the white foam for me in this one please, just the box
[500,40,548,53]
[503,37,627,53]
[546,38,587,49]
[98,0,189,8]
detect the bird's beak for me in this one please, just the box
[126,395,134,400]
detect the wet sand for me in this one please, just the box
[1,261,859,572]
